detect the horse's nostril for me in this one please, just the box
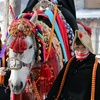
[10,82,23,91]
[20,82,23,89]
[11,83,13,88]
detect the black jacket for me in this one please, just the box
[0,71,11,100]
[46,53,100,100]
[58,0,76,18]
[23,0,38,13]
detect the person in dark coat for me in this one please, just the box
[22,0,78,33]
[0,37,11,100]
[45,24,100,100]
[57,0,78,33]
[0,68,10,100]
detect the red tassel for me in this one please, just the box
[45,47,58,78]
[41,64,51,81]
[10,38,17,49]
[13,40,20,53]
[10,37,27,54]
[21,39,27,50]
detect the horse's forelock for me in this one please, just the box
[8,13,37,54]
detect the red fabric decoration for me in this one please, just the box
[79,33,83,38]
[36,24,42,31]
[45,47,58,78]
[10,33,27,54]
[40,47,59,81]
[35,47,59,95]
[22,13,33,18]
[41,64,51,81]
[12,94,22,100]
[77,22,92,37]
[56,13,71,59]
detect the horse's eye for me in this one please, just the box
[29,45,33,49]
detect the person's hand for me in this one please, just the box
[0,67,6,76]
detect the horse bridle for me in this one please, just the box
[7,57,33,70]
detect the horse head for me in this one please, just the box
[7,10,60,95]
[6,1,74,97]
[7,12,38,94]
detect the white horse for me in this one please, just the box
[7,13,38,94]
[6,1,74,99]
[7,11,63,100]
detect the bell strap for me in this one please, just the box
[55,56,75,100]
[91,57,98,100]
[32,81,41,100]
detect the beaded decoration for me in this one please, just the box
[9,18,35,37]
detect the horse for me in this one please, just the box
[6,0,75,99]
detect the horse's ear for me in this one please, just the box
[30,11,38,26]
[9,5,15,24]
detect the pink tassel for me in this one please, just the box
[10,37,27,54]
[21,39,27,50]
[9,5,15,20]
[10,38,17,49]
[41,64,52,81]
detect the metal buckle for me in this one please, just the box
[7,57,23,70]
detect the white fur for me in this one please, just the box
[7,13,38,94]
[8,34,36,94]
